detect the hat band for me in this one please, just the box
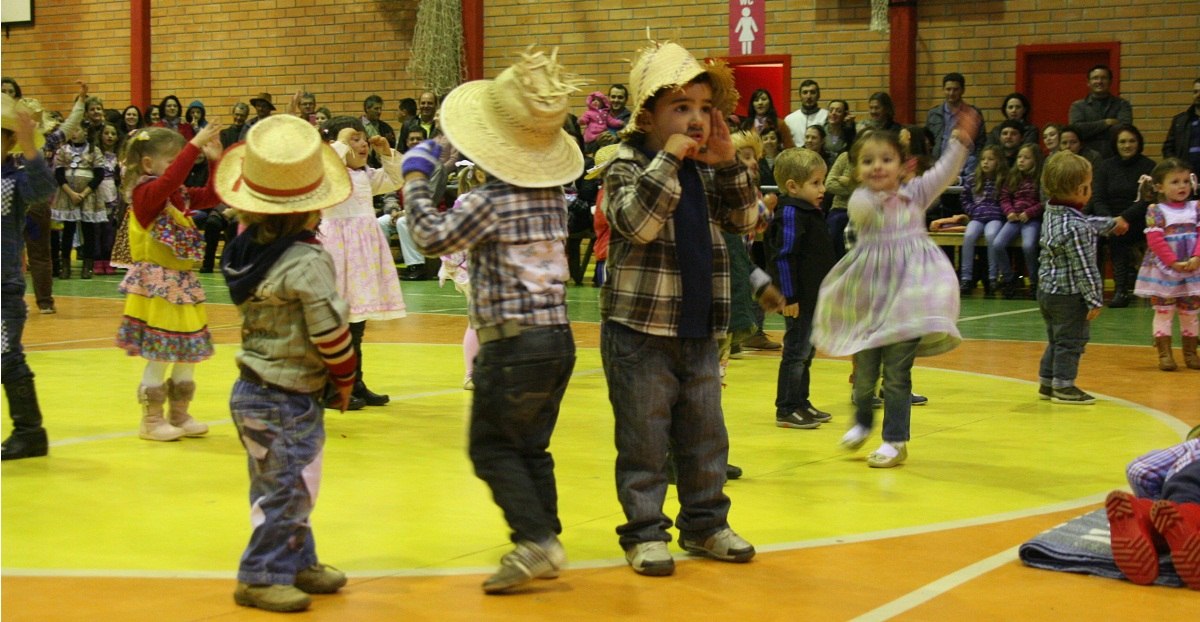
[235,173,324,198]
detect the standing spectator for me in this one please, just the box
[926,73,985,171]
[155,94,194,139]
[609,84,632,127]
[1068,64,1133,160]
[402,91,440,142]
[740,88,793,148]
[119,105,144,137]
[784,79,827,141]
[239,92,275,141]
[858,91,901,134]
[361,94,395,169]
[298,91,317,125]
[397,97,416,130]
[1163,77,1200,178]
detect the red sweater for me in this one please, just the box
[132,143,220,228]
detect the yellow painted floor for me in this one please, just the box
[2,296,1199,620]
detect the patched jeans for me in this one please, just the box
[602,321,731,549]
[469,325,575,543]
[231,380,325,585]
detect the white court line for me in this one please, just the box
[848,545,1022,622]
[957,307,1041,322]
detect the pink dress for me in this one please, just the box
[318,148,406,322]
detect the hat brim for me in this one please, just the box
[215,142,352,214]
[249,99,276,111]
[440,80,583,189]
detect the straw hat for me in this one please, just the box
[584,143,620,180]
[249,92,275,111]
[439,47,585,188]
[1,94,46,155]
[215,115,351,214]
[626,41,738,129]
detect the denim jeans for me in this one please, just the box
[1037,292,1090,388]
[601,321,731,548]
[469,325,575,543]
[960,219,1003,282]
[231,380,325,585]
[851,338,921,443]
[2,194,32,384]
[1163,461,1200,504]
[994,220,1041,281]
[775,314,817,417]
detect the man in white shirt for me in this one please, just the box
[783,80,827,141]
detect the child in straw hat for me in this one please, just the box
[215,114,356,613]
[600,41,758,577]
[2,94,57,460]
[401,46,583,594]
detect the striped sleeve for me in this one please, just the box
[312,324,356,389]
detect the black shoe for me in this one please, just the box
[802,404,832,423]
[725,463,743,480]
[776,410,822,429]
[353,381,390,406]
[984,280,996,297]
[1051,385,1096,405]
[1108,290,1131,308]
[1001,277,1019,300]
[325,393,365,411]
[1,429,48,461]
[959,280,974,295]
[400,265,428,281]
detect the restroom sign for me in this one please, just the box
[730,0,765,56]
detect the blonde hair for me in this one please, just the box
[120,128,186,202]
[773,147,826,190]
[730,130,763,160]
[1041,151,1092,201]
[236,210,320,245]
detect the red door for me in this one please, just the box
[1016,43,1120,128]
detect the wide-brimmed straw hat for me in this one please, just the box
[249,92,275,111]
[584,143,620,180]
[439,47,585,188]
[215,115,350,214]
[626,41,737,129]
[1,94,46,155]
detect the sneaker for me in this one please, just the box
[850,392,884,409]
[741,332,782,350]
[802,404,832,423]
[680,527,755,563]
[1038,384,1052,400]
[625,541,675,576]
[234,583,311,612]
[482,538,565,593]
[909,393,928,406]
[1150,499,1200,590]
[294,563,347,594]
[725,463,743,480]
[1051,385,1095,405]
[776,410,822,429]
[38,306,56,315]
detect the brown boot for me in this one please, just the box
[1183,336,1200,370]
[138,384,185,441]
[1155,336,1178,371]
[166,380,208,437]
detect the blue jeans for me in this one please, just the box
[851,338,921,443]
[1037,292,1090,388]
[601,321,731,548]
[231,380,325,585]
[775,314,816,417]
[959,219,1003,282]
[994,220,1041,281]
[2,191,31,384]
[469,325,575,543]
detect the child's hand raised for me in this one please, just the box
[75,80,89,101]
[192,123,223,160]
[951,108,982,148]
[368,135,391,155]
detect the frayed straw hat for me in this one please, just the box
[439,47,585,188]
[627,41,738,130]
[584,143,620,180]
[215,115,351,214]
[1,94,46,155]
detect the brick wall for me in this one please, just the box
[3,0,1196,152]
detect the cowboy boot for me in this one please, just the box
[1155,336,1178,372]
[138,384,186,441]
[166,379,208,437]
[1183,336,1200,370]
[352,379,389,406]
[2,377,49,461]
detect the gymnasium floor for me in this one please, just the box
[2,269,1198,621]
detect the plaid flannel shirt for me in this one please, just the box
[1037,203,1115,309]
[1126,439,1200,500]
[600,142,757,337]
[404,177,570,330]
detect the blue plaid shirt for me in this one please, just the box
[1037,202,1115,309]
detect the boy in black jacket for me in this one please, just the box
[767,148,837,429]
